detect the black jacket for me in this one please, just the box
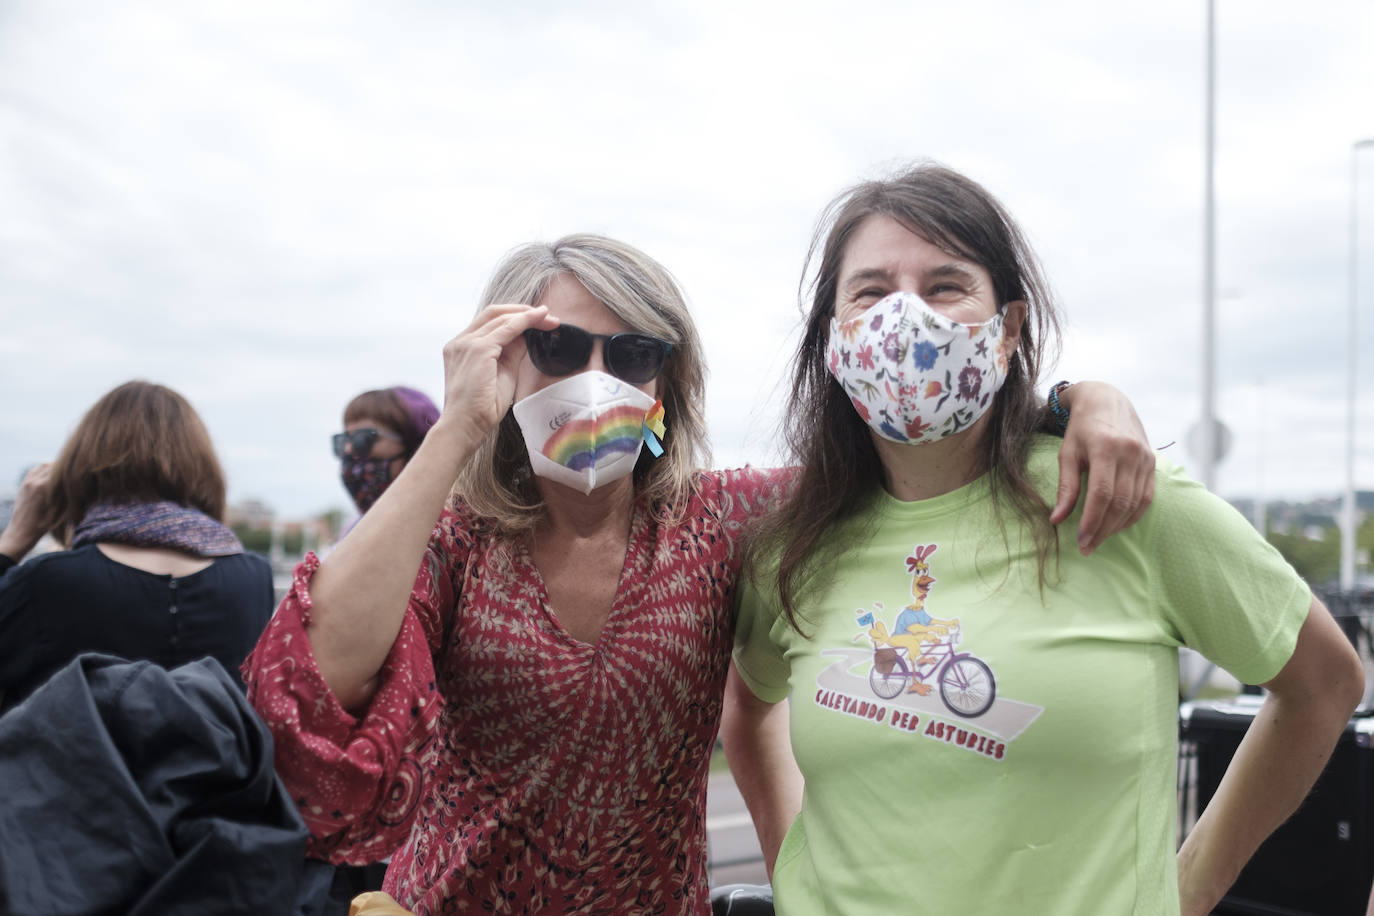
[0,654,309,915]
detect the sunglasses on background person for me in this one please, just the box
[523,324,673,385]
[332,427,403,459]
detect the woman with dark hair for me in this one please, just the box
[724,163,1365,915]
[245,232,1157,915]
[335,386,441,515]
[317,385,440,915]
[0,380,273,712]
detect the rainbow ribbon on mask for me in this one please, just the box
[642,399,667,457]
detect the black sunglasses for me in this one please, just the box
[332,427,402,459]
[523,324,674,385]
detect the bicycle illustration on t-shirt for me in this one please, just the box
[855,543,997,719]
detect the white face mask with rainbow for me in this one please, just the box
[511,370,665,494]
[826,290,1013,445]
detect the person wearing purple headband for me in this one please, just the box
[315,385,440,911]
[334,387,441,515]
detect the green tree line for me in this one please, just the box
[1266,515,1374,587]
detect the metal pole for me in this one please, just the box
[1201,0,1217,492]
[1342,139,1374,592]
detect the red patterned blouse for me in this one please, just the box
[244,467,786,915]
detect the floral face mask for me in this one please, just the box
[826,291,1012,445]
[340,457,394,513]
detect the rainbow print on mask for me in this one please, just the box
[541,404,647,470]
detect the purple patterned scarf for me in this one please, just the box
[71,501,244,557]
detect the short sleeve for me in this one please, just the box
[243,510,469,863]
[1148,462,1309,686]
[732,565,793,705]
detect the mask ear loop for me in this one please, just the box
[642,399,667,457]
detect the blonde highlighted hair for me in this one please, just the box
[455,234,709,533]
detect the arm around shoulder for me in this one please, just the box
[1050,381,1155,555]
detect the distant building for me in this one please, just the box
[226,498,275,530]
[1230,490,1371,540]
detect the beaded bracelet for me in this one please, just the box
[1047,380,1073,432]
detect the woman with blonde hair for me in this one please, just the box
[244,233,1156,914]
[0,380,273,711]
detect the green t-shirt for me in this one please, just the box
[734,437,1309,916]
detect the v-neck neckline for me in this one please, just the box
[519,497,649,651]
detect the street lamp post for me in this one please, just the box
[1200,0,1217,492]
[1342,138,1374,593]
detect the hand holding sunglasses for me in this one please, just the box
[332,427,403,459]
[523,324,673,385]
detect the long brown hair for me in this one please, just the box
[753,163,1064,633]
[38,380,228,543]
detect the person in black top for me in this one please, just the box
[0,380,274,713]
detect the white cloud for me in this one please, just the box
[2,0,1372,514]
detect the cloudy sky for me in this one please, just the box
[2,0,1372,520]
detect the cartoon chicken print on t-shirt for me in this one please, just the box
[811,543,1044,761]
[864,544,961,696]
